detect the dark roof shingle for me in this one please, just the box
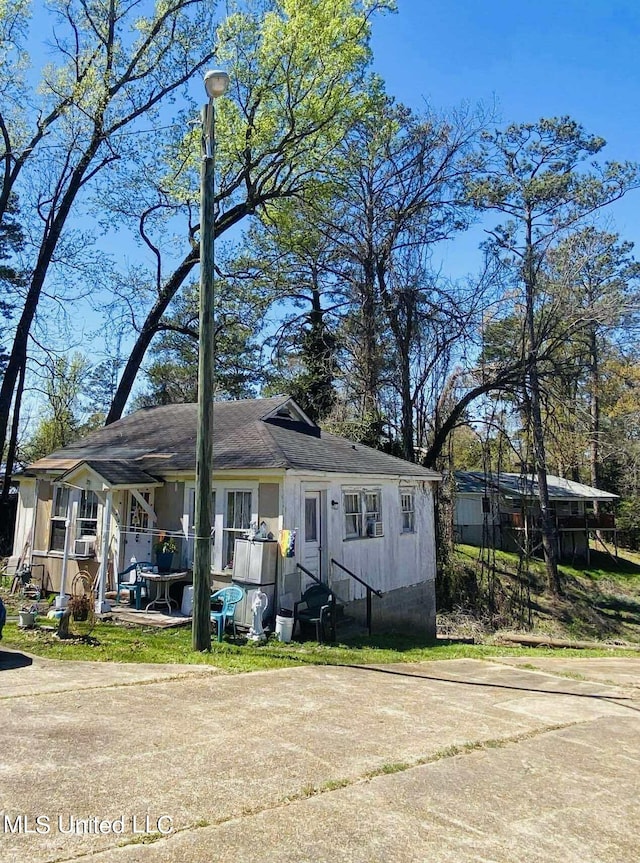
[29,396,440,480]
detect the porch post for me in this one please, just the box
[96,490,113,613]
[58,495,78,608]
[28,477,39,568]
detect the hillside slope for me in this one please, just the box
[439,545,640,645]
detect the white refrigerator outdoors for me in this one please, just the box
[231,539,278,630]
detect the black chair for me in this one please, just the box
[294,583,336,643]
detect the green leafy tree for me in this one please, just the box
[105,0,396,423]
[133,277,264,406]
[317,100,488,460]
[468,117,640,592]
[229,195,344,422]
[544,228,640,492]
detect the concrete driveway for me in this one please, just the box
[0,649,638,862]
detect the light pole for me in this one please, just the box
[193,69,229,651]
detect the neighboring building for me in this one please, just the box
[12,396,441,635]
[455,471,618,562]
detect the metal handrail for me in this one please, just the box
[295,562,323,586]
[330,558,382,636]
[330,558,383,597]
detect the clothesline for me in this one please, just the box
[117,526,249,539]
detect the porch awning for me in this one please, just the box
[59,459,163,490]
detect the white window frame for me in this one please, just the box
[400,489,415,533]
[224,488,253,569]
[342,487,383,539]
[343,491,362,539]
[50,485,70,552]
[76,490,99,538]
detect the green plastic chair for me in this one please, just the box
[210,586,244,642]
[116,561,153,610]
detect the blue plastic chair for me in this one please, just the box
[116,561,153,610]
[210,586,244,642]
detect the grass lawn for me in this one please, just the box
[2,614,638,671]
[2,544,639,670]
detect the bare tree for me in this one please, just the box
[0,0,222,471]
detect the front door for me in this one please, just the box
[123,490,155,565]
[303,491,322,585]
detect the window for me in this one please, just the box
[343,489,382,539]
[400,491,415,533]
[344,492,362,538]
[224,490,252,567]
[50,486,70,551]
[305,496,318,542]
[481,496,490,514]
[129,491,150,531]
[77,490,99,538]
[364,490,381,537]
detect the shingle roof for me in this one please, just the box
[29,397,440,481]
[456,471,618,501]
[61,460,162,487]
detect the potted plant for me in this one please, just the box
[154,533,178,573]
[68,594,92,622]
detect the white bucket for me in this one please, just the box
[181,585,194,616]
[18,611,36,628]
[275,614,294,643]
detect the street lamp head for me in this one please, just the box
[204,69,230,100]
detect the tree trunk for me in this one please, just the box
[588,324,600,513]
[376,260,415,462]
[0,130,104,464]
[106,248,198,424]
[360,257,379,418]
[105,202,252,424]
[1,359,25,503]
[523,216,560,594]
[0,296,35,469]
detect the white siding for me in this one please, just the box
[455,495,484,527]
[282,474,437,600]
[13,478,36,556]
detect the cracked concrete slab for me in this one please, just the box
[0,649,221,698]
[76,716,640,863]
[0,653,637,862]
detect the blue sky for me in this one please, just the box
[370,0,640,276]
[20,1,640,423]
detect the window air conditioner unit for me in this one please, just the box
[74,537,96,557]
[373,521,384,537]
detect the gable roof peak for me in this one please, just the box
[260,395,316,427]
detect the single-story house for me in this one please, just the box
[12,395,441,635]
[454,470,618,562]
